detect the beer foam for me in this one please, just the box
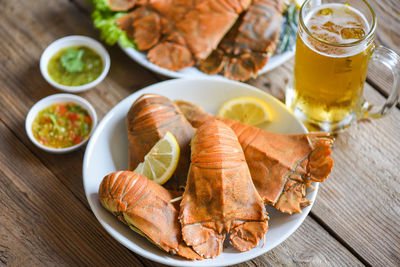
[302,3,370,57]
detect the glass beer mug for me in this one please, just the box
[286,0,400,132]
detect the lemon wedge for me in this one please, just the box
[134,131,180,185]
[217,97,272,126]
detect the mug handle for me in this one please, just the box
[361,45,400,119]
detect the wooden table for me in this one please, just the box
[1,0,399,266]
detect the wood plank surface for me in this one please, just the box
[1,0,399,266]
[140,216,362,267]
[312,91,400,266]
[366,0,400,107]
[372,0,400,54]
[252,60,400,266]
[0,120,144,266]
[0,0,159,207]
[0,1,364,265]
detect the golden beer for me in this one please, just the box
[287,3,373,131]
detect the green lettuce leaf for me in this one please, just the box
[90,0,111,11]
[91,9,136,48]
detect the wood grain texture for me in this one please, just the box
[249,60,400,266]
[312,88,400,266]
[366,0,400,106]
[372,0,400,54]
[140,216,362,267]
[0,121,144,266]
[357,0,400,105]
[0,0,159,206]
[1,0,399,266]
[0,2,362,265]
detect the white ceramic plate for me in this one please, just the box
[83,78,317,267]
[121,45,295,79]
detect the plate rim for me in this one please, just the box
[120,43,295,80]
[82,78,317,267]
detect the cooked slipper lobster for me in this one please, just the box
[176,100,334,214]
[179,120,268,258]
[117,0,252,70]
[199,0,283,81]
[127,94,195,192]
[106,0,283,80]
[98,171,202,260]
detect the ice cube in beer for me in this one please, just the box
[347,21,363,27]
[322,21,341,34]
[340,27,365,40]
[318,8,333,15]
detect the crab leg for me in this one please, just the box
[176,100,334,214]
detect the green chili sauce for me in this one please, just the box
[32,103,92,148]
[47,46,103,86]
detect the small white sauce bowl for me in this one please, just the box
[40,35,110,93]
[26,94,98,153]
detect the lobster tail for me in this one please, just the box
[175,100,334,214]
[127,94,195,192]
[199,0,283,81]
[180,120,268,258]
[98,171,202,260]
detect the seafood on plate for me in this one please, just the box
[176,100,334,214]
[127,94,195,192]
[117,0,252,71]
[106,0,137,11]
[98,93,334,260]
[93,0,285,81]
[98,171,202,260]
[180,119,268,258]
[199,0,283,81]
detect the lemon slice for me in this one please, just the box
[134,131,180,185]
[217,97,272,126]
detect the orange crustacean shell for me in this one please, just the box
[117,0,252,71]
[107,0,137,11]
[199,0,283,81]
[98,171,202,260]
[126,94,195,192]
[175,100,334,214]
[179,120,268,258]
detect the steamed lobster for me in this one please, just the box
[98,171,202,259]
[103,0,283,81]
[176,100,334,214]
[180,119,268,258]
[127,94,195,192]
[98,93,334,260]
[199,0,283,81]
[117,0,252,70]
